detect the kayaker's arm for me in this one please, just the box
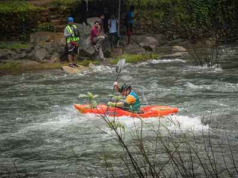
[108,101,124,107]
[114,81,120,92]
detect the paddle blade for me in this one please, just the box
[116,59,126,74]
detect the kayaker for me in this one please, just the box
[108,82,141,112]
[64,17,80,68]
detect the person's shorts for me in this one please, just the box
[66,44,78,55]
[126,23,133,36]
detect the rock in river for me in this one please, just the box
[61,65,88,74]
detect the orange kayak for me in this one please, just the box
[74,104,178,118]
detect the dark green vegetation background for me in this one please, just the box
[130,0,238,41]
[0,1,44,41]
[1,0,238,42]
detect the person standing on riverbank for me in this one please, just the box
[90,21,105,61]
[108,14,119,49]
[64,17,80,68]
[99,15,105,34]
[125,5,136,45]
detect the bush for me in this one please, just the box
[0,1,45,41]
[111,54,160,65]
[50,0,80,8]
[187,46,222,67]
[0,41,30,49]
[93,114,238,177]
[126,0,238,41]
[33,22,56,32]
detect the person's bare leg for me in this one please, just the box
[99,46,105,61]
[73,54,78,67]
[95,36,105,49]
[68,54,73,64]
[73,54,77,64]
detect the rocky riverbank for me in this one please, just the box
[0,20,217,75]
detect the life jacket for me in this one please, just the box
[66,25,80,44]
[124,91,140,112]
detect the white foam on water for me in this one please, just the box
[165,115,209,132]
[91,65,114,73]
[184,82,209,90]
[137,58,186,66]
[12,106,90,136]
[184,64,223,73]
[120,75,134,81]
[184,81,238,93]
[98,113,208,136]
[150,58,187,64]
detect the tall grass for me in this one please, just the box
[187,46,222,67]
[89,113,238,178]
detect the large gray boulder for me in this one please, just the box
[30,24,110,61]
[0,44,35,61]
[74,23,91,36]
[152,34,168,46]
[133,35,159,51]
[61,65,88,74]
[30,32,65,44]
[124,43,146,54]
[76,22,112,59]
[161,52,188,59]
[0,49,10,60]
[87,17,101,27]
[35,48,49,62]
[30,32,66,61]
[78,36,111,59]
[78,36,96,58]
[172,46,187,52]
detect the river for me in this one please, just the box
[1,45,238,177]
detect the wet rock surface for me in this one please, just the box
[133,35,159,51]
[1,21,233,66]
[61,65,88,74]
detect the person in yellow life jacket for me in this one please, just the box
[64,17,80,68]
[108,82,141,112]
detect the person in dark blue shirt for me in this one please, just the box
[125,5,136,45]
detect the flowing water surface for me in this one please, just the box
[1,46,238,177]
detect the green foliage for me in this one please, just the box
[0,1,45,41]
[127,0,238,40]
[0,42,30,49]
[107,120,125,132]
[0,61,65,73]
[0,62,20,71]
[78,59,100,66]
[78,92,99,108]
[33,22,55,32]
[187,46,221,67]
[108,94,123,102]
[0,1,44,14]
[50,0,80,8]
[111,54,160,65]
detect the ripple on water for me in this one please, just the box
[1,57,238,176]
[185,81,238,93]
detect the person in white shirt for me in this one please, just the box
[108,14,119,49]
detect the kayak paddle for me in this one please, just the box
[108,59,126,104]
[115,58,126,81]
